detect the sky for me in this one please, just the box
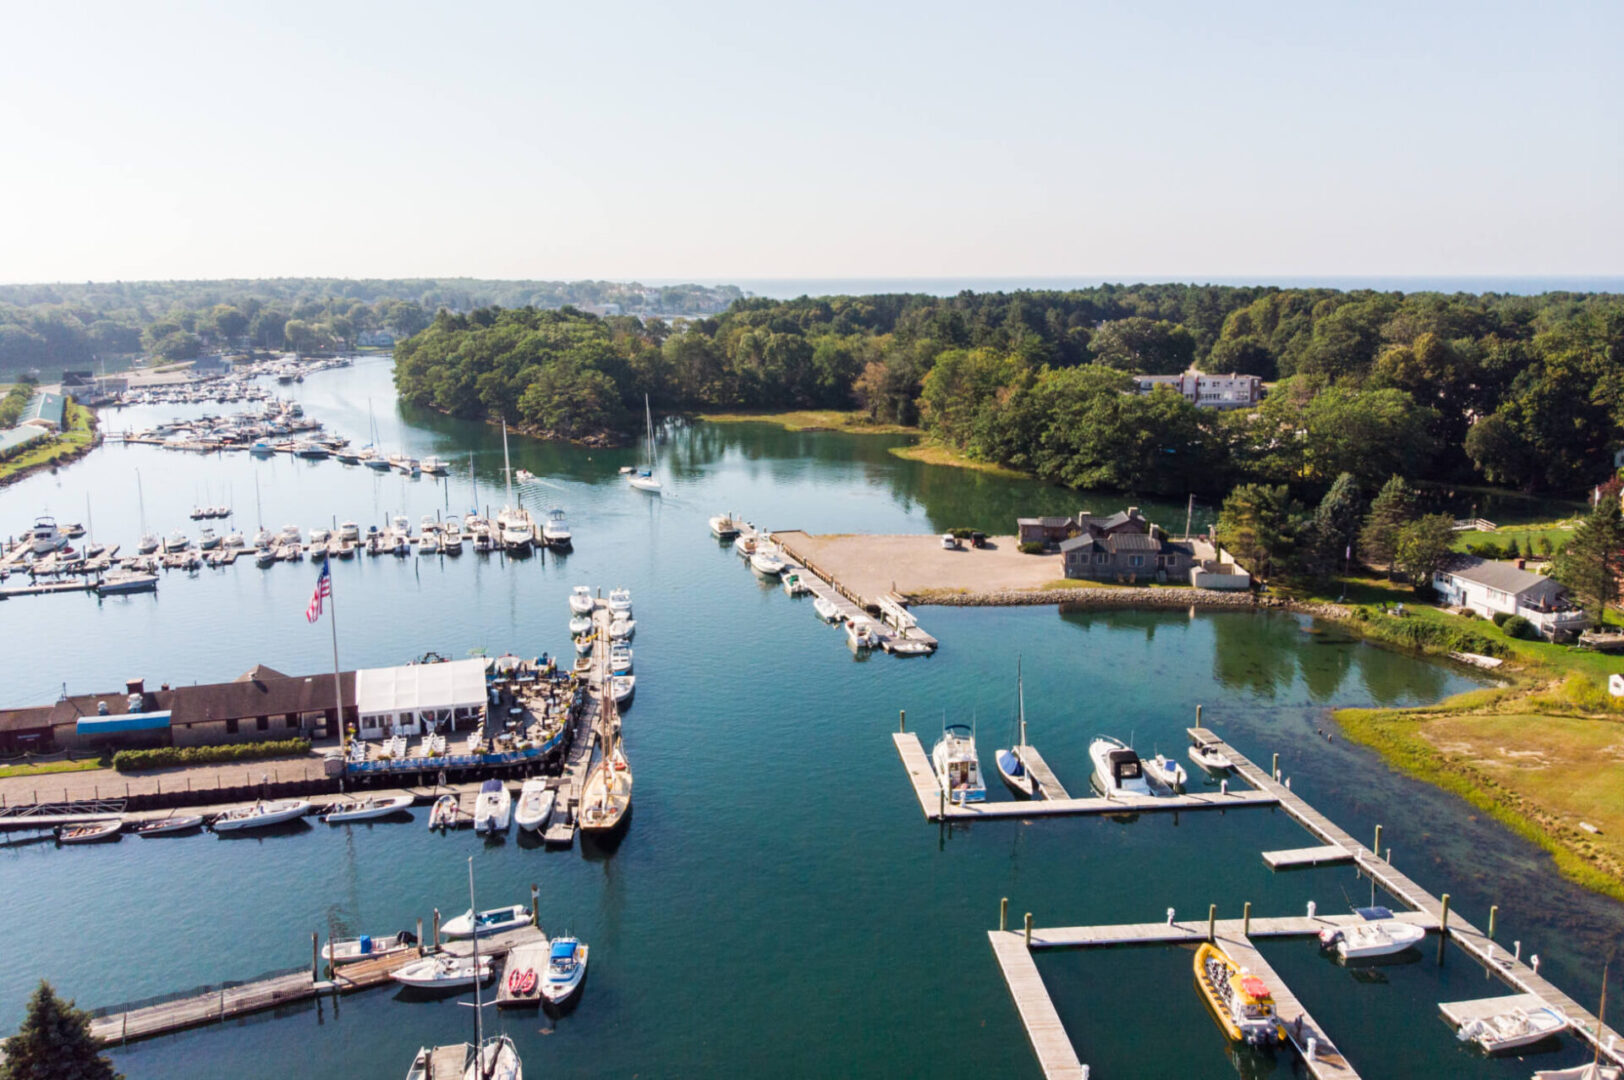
[0,0,1618,283]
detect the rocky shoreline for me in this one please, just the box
[907,585,1350,620]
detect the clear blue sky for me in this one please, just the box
[2,0,1617,282]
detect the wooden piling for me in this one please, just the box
[1372,824,1382,857]
[1437,893,1450,965]
[416,917,424,955]
[531,883,540,927]
[1271,752,1279,780]
[1243,901,1251,936]
[899,709,906,732]
[1000,897,1008,933]
[432,908,440,949]
[1024,912,1033,947]
[1208,904,1216,942]
[1487,905,1497,940]
[311,932,319,980]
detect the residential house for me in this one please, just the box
[1059,507,1197,583]
[1133,370,1263,409]
[1016,516,1081,547]
[1432,556,1589,640]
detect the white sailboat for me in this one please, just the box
[135,470,159,554]
[994,659,1035,797]
[496,419,533,551]
[628,395,661,492]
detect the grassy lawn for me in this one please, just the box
[886,441,1028,477]
[1450,524,1576,554]
[0,759,103,779]
[0,400,96,482]
[696,409,920,435]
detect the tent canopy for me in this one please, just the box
[355,659,486,717]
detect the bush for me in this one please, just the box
[1491,611,1513,627]
[948,527,976,539]
[1018,541,1046,555]
[1458,608,1477,619]
[113,737,312,772]
[1501,615,1536,640]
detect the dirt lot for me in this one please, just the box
[774,531,1063,601]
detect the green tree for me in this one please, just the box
[1087,317,1195,374]
[1218,483,1301,580]
[1305,471,1364,577]
[1393,513,1457,589]
[1549,503,1624,615]
[1358,476,1415,574]
[0,981,122,1080]
[211,304,249,342]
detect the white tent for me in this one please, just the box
[354,658,487,739]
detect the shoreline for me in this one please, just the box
[907,584,1350,619]
[0,403,100,488]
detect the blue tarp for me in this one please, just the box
[76,710,171,735]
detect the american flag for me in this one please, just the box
[305,557,332,623]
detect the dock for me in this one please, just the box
[1262,844,1352,870]
[1216,931,1359,1079]
[1437,992,1550,1030]
[892,732,1277,821]
[770,530,939,654]
[495,941,551,1008]
[1018,746,1071,800]
[543,597,614,846]
[987,932,1087,1080]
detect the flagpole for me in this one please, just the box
[325,558,344,751]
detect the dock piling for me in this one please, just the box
[531,884,540,928]
[1487,904,1497,940]
[1207,904,1216,942]
[1000,897,1008,933]
[432,908,440,949]
[1196,704,1202,725]
[899,709,906,733]
[1024,912,1032,947]
[1372,823,1382,856]
[1270,752,1279,781]
[311,932,319,980]
[416,918,424,955]
[1243,901,1251,936]
[1532,954,1540,974]
[1438,893,1450,965]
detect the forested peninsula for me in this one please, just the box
[391,286,1624,499]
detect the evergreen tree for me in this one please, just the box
[1306,471,1364,577]
[0,982,121,1080]
[1393,514,1458,589]
[1550,503,1624,615]
[1218,483,1302,581]
[1358,475,1415,575]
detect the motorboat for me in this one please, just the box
[931,723,985,804]
[137,532,160,555]
[130,814,204,836]
[995,660,1035,797]
[628,395,662,492]
[365,454,392,471]
[609,617,635,641]
[198,527,221,550]
[421,455,450,475]
[611,674,636,704]
[541,936,589,1004]
[1194,942,1285,1047]
[472,780,512,834]
[429,794,469,830]
[709,513,740,539]
[1144,753,1188,793]
[1535,1067,1621,1080]
[514,468,535,482]
[310,527,330,545]
[338,521,361,542]
[513,779,556,833]
[324,929,418,966]
[96,571,158,596]
[1189,742,1235,772]
[568,614,592,637]
[580,735,632,834]
[1318,913,1426,959]
[211,799,310,832]
[418,532,440,555]
[750,544,786,576]
[323,794,415,823]
[1091,736,1152,797]
[609,644,633,674]
[255,548,277,568]
[465,1036,521,1080]
[498,508,533,551]
[29,515,64,555]
[569,586,595,616]
[813,596,840,623]
[279,524,303,545]
[845,618,877,650]
[1456,1005,1568,1052]
[163,529,190,553]
[575,635,594,656]
[782,571,809,596]
[391,954,493,990]
[607,587,632,615]
[252,526,274,549]
[442,526,463,553]
[541,508,572,548]
[55,819,122,844]
[442,903,531,940]
[420,515,439,537]
[733,533,757,558]
[222,530,246,549]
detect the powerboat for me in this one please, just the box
[1091,736,1152,797]
[322,794,415,823]
[130,814,204,836]
[498,507,533,551]
[513,779,555,833]
[338,521,361,542]
[750,544,786,576]
[1456,1005,1568,1052]
[995,661,1035,797]
[1194,942,1285,1047]
[421,455,450,475]
[607,588,632,615]
[472,780,511,834]
[56,819,122,844]
[733,533,757,558]
[310,527,330,546]
[813,596,840,623]
[609,617,635,641]
[845,618,877,650]
[569,586,595,616]
[1318,912,1426,959]
[96,571,158,596]
[442,903,531,940]
[540,936,589,1004]
[1144,753,1188,793]
[198,527,221,550]
[611,674,636,704]
[211,799,310,832]
[575,635,594,657]
[1535,1067,1622,1080]
[609,644,633,674]
[442,525,463,553]
[541,508,572,548]
[709,513,740,539]
[514,468,535,482]
[931,723,986,804]
[1189,742,1235,773]
[29,515,64,555]
[163,530,190,553]
[428,794,468,831]
[324,929,418,966]
[569,614,593,637]
[391,954,493,990]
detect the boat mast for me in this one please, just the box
[467,856,485,1074]
[644,394,654,471]
[1017,655,1026,750]
[136,468,147,539]
[501,418,513,512]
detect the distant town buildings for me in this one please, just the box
[1132,370,1263,409]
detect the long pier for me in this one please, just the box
[771,530,938,654]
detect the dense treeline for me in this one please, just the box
[394,285,1624,499]
[0,278,741,373]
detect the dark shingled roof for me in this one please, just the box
[170,671,355,726]
[1440,555,1564,597]
[1107,532,1161,552]
[0,705,56,733]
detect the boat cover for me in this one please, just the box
[1354,906,1395,921]
[551,940,577,960]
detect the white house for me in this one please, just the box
[353,658,487,739]
[1132,370,1263,409]
[1432,556,1589,640]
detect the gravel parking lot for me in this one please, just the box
[773,531,1063,601]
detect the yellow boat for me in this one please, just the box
[1193,942,1286,1047]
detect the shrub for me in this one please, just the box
[1018,541,1045,555]
[948,527,976,539]
[1491,611,1513,627]
[1501,615,1536,640]
[113,737,312,772]
[1458,608,1477,619]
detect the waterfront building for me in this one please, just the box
[353,658,487,739]
[1132,369,1262,409]
[168,665,355,746]
[18,390,66,431]
[1432,556,1590,640]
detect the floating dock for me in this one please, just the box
[1437,992,1550,1031]
[495,942,551,1008]
[1262,844,1352,870]
[987,931,1087,1080]
[1017,746,1071,800]
[768,530,938,654]
[544,598,614,847]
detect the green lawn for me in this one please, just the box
[0,759,102,779]
[696,409,919,435]
[1451,524,1576,554]
[0,400,96,482]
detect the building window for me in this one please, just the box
[1094,553,1108,564]
[286,715,298,729]
[1130,555,1145,568]
[226,718,238,734]
[256,716,268,731]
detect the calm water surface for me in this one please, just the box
[1,360,1619,1078]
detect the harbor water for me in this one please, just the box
[2,359,1620,1078]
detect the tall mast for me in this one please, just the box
[468,856,484,1071]
[1017,655,1026,748]
[501,418,513,510]
[135,469,148,538]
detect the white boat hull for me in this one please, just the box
[628,476,661,491]
[541,942,588,1004]
[391,956,492,989]
[442,906,531,939]
[212,800,310,831]
[323,794,414,823]
[513,783,555,833]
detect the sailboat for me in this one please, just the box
[135,469,159,554]
[251,474,273,549]
[994,659,1035,797]
[1534,963,1619,1079]
[456,858,524,1080]
[580,717,632,834]
[363,400,391,470]
[628,395,661,492]
[495,419,533,551]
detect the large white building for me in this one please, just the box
[353,658,488,739]
[1132,370,1262,409]
[1432,556,1590,640]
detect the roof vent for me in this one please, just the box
[128,694,143,714]
[97,701,109,715]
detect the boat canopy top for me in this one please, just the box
[943,723,973,739]
[480,779,503,793]
[1354,906,1395,921]
[550,940,577,960]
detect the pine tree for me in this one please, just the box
[0,982,121,1080]
[1358,475,1415,575]
[1307,471,1365,577]
[1550,503,1624,615]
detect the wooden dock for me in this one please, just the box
[1437,992,1549,1030]
[544,599,613,846]
[987,932,1088,1080]
[1262,844,1352,870]
[1019,746,1071,800]
[1026,910,1435,949]
[1216,931,1360,1080]
[495,942,550,1008]
[892,732,1276,821]
[771,530,939,654]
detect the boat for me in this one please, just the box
[750,544,786,576]
[223,530,245,549]
[96,570,158,596]
[541,508,571,548]
[130,814,204,836]
[1457,1005,1569,1052]
[1144,753,1188,793]
[472,779,512,834]
[845,617,877,650]
[29,515,64,555]
[338,521,361,542]
[391,954,494,990]
[136,472,159,554]
[611,674,636,703]
[323,793,415,823]
[442,903,531,940]
[418,532,439,555]
[465,1035,521,1080]
[198,526,221,550]
[514,468,534,482]
[607,587,632,615]
[709,512,740,539]
[574,635,594,656]
[429,794,469,830]
[421,455,450,475]
[1317,912,1426,959]
[55,819,122,844]
[1091,736,1153,797]
[733,533,757,558]
[1194,941,1286,1047]
[495,419,533,551]
[994,659,1035,797]
[365,455,392,471]
[1189,741,1235,772]
[569,586,595,616]
[568,614,592,636]
[163,529,190,553]
[931,722,986,804]
[1536,967,1620,1079]
[580,731,632,833]
[513,779,555,833]
[255,548,277,568]
[609,644,633,674]
[609,617,635,641]
[442,526,463,553]
[210,799,310,832]
[324,929,418,966]
[813,596,840,623]
[628,395,661,492]
[540,936,589,1004]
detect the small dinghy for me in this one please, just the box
[611,674,636,703]
[323,793,415,824]
[391,953,493,990]
[540,936,589,1004]
[1194,942,1286,1047]
[56,819,122,844]
[131,814,204,837]
[568,586,594,616]
[513,779,555,834]
[1318,908,1426,958]
[568,614,592,637]
[1090,736,1152,797]
[442,903,531,940]
[472,780,512,834]
[1189,741,1235,773]
[1144,753,1188,793]
[575,634,594,656]
[211,799,310,832]
[325,929,418,966]
[428,794,468,830]
[1456,1005,1568,1052]
[813,596,840,623]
